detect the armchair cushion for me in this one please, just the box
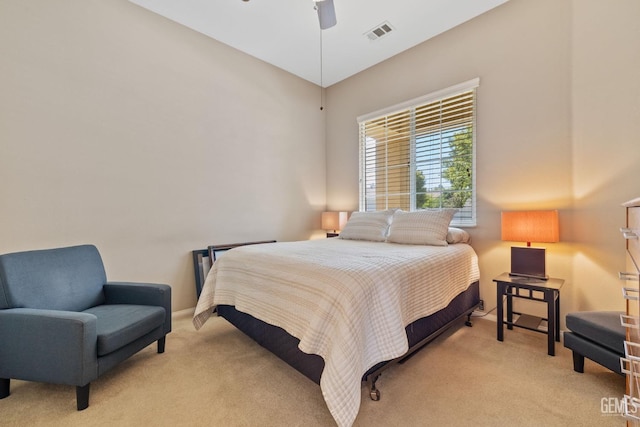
[0,245,106,311]
[104,282,172,335]
[83,305,166,356]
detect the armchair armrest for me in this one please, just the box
[103,282,172,334]
[0,308,98,386]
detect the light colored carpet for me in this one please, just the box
[1,309,626,426]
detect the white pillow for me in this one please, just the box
[387,209,458,246]
[446,227,470,244]
[339,210,394,242]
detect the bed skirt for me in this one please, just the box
[216,280,480,385]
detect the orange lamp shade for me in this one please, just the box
[501,210,559,246]
[322,211,348,232]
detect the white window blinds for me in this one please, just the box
[358,78,478,226]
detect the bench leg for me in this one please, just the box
[0,378,9,399]
[76,384,90,410]
[572,351,585,373]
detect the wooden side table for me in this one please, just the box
[493,273,564,356]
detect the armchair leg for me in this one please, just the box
[572,351,585,373]
[0,378,9,399]
[158,336,166,354]
[76,384,90,411]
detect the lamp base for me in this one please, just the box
[510,246,548,280]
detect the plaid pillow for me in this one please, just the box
[339,210,395,242]
[387,209,458,245]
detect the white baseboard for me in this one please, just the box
[173,307,196,318]
[471,310,497,322]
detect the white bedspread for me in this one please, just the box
[193,238,479,427]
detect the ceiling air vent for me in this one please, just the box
[365,22,394,41]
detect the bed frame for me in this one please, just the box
[216,280,480,400]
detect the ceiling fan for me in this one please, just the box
[315,0,337,30]
[241,0,336,30]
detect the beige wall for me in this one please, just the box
[326,0,640,323]
[2,0,639,321]
[0,1,327,311]
[571,0,640,313]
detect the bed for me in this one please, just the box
[193,210,480,427]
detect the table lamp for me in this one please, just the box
[501,210,559,280]
[322,211,348,237]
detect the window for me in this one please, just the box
[357,78,478,226]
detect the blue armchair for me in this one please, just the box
[0,244,171,410]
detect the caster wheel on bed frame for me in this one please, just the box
[368,374,381,401]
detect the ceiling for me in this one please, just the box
[128,0,509,87]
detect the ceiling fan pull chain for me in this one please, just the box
[320,25,324,111]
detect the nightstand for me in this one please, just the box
[493,272,563,356]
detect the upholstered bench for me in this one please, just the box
[564,311,625,375]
